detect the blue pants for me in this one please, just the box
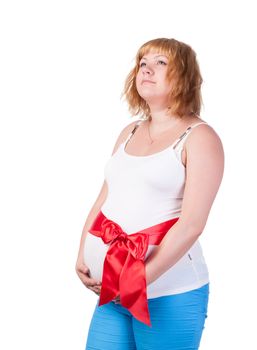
[85,283,209,350]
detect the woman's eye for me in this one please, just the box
[139,60,167,67]
[158,60,167,65]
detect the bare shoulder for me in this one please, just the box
[186,122,224,156]
[184,121,225,177]
[111,119,141,156]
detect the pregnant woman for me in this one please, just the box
[75,37,224,350]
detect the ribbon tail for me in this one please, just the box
[98,253,119,305]
[120,255,152,327]
[98,243,127,306]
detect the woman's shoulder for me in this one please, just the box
[184,117,224,161]
[177,115,217,141]
[186,116,220,141]
[110,118,143,156]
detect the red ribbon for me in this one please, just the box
[88,211,179,327]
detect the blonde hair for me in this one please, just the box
[121,37,203,120]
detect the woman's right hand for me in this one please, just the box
[75,254,102,296]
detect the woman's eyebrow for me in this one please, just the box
[141,55,168,60]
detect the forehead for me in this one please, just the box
[140,52,168,60]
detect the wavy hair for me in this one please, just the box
[121,38,203,120]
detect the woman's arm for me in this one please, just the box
[145,124,225,286]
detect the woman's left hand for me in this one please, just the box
[93,281,102,296]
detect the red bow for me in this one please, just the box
[98,218,150,325]
[88,211,179,327]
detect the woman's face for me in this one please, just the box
[136,51,171,105]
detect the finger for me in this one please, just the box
[87,285,101,292]
[78,271,102,289]
[85,275,101,285]
[83,275,102,287]
[90,286,101,293]
[88,286,101,295]
[77,267,101,287]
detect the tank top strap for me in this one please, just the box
[124,119,144,146]
[171,121,208,150]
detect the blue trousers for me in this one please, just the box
[85,283,209,350]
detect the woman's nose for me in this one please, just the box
[142,64,154,75]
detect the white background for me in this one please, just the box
[0,0,256,349]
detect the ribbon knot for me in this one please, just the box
[101,218,147,260]
[117,232,127,242]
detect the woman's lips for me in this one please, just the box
[142,80,156,84]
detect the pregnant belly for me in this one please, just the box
[83,232,110,281]
[83,232,156,282]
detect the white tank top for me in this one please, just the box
[83,119,209,298]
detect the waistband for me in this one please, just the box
[88,210,179,327]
